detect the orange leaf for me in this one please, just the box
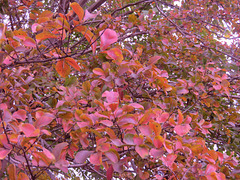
[36,31,57,43]
[178,109,183,124]
[70,2,84,22]
[56,17,70,31]
[8,164,16,180]
[17,172,29,180]
[104,48,123,65]
[93,68,105,76]
[55,60,71,78]
[65,57,81,71]
[81,30,97,53]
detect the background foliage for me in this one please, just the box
[0,0,239,179]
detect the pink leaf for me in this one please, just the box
[105,150,119,163]
[161,154,177,168]
[75,150,93,164]
[157,112,169,123]
[23,37,36,47]
[174,124,191,136]
[0,148,11,160]
[129,103,144,109]
[162,38,169,46]
[20,123,40,137]
[205,164,217,175]
[135,145,148,159]
[100,29,118,50]
[35,111,55,128]
[90,152,102,165]
[102,91,119,103]
[12,110,26,121]
[150,148,164,158]
[52,142,68,161]
[84,10,98,21]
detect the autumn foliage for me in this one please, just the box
[0,0,239,179]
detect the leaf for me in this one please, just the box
[7,164,16,180]
[84,9,98,21]
[70,2,84,22]
[100,29,118,50]
[12,109,26,121]
[135,145,149,159]
[0,148,11,160]
[90,152,102,165]
[81,30,97,53]
[35,111,55,128]
[43,147,55,163]
[75,150,93,164]
[0,23,6,41]
[22,37,36,47]
[149,56,162,65]
[31,23,42,33]
[56,17,70,31]
[157,112,169,123]
[161,154,177,168]
[162,38,169,46]
[20,123,40,137]
[205,164,217,174]
[93,68,105,76]
[106,165,114,180]
[104,48,123,65]
[55,60,71,78]
[174,124,191,136]
[178,109,183,124]
[52,142,68,161]
[36,31,57,42]
[102,91,119,103]
[153,136,164,148]
[65,57,81,71]
[105,149,119,163]
[17,172,29,180]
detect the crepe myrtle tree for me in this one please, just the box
[0,0,239,179]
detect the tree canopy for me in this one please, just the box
[0,0,239,179]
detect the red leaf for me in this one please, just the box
[149,56,161,65]
[43,148,55,162]
[135,145,149,159]
[0,148,11,160]
[178,109,183,124]
[70,2,84,22]
[65,57,81,71]
[35,111,55,128]
[174,124,191,136]
[100,29,118,50]
[153,136,164,148]
[23,37,36,47]
[162,38,169,46]
[102,91,119,103]
[161,154,177,168]
[52,142,68,161]
[150,148,164,158]
[75,150,93,164]
[12,109,26,121]
[90,152,102,165]
[106,165,114,180]
[20,123,40,137]
[133,135,144,145]
[104,48,123,65]
[93,68,105,76]
[105,149,119,163]
[55,60,71,78]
